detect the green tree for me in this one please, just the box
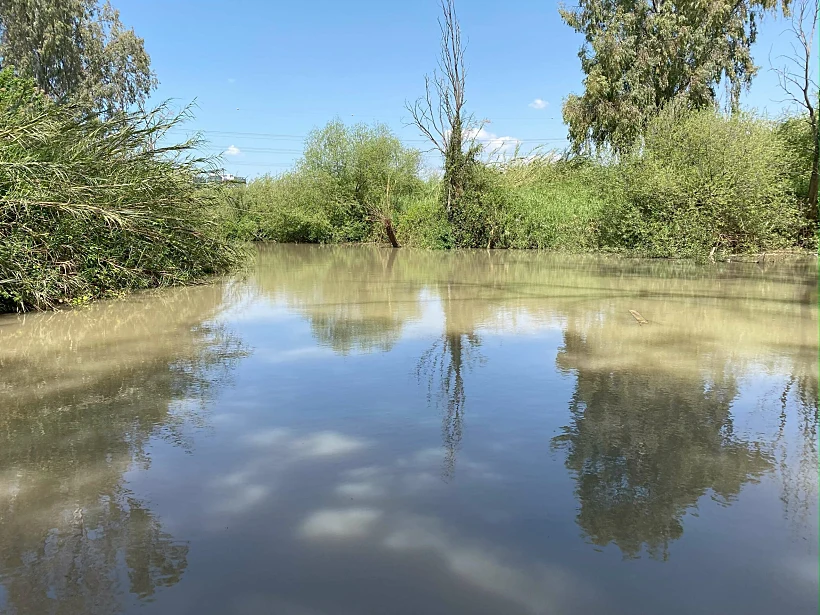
[407,0,483,245]
[560,0,785,153]
[0,0,156,114]
[300,119,422,246]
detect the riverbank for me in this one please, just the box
[1,74,816,314]
[0,69,240,313]
[215,108,818,259]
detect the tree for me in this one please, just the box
[0,0,156,114]
[407,0,482,237]
[300,120,422,247]
[773,0,819,220]
[560,0,786,154]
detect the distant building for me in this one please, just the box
[194,169,247,185]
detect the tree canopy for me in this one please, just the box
[0,0,156,114]
[561,0,787,153]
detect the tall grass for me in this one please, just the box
[0,71,240,312]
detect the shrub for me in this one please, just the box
[602,105,804,257]
[0,69,240,312]
[395,180,453,249]
[500,159,612,250]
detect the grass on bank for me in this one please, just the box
[0,69,240,313]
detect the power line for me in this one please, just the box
[167,128,567,144]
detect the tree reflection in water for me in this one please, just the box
[0,284,249,614]
[773,354,819,533]
[416,330,483,479]
[249,245,818,555]
[551,324,774,560]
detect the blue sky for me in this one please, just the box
[118,0,810,178]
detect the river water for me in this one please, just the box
[0,244,817,615]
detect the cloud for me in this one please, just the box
[529,98,548,110]
[300,508,383,539]
[246,428,368,458]
[224,144,241,156]
[227,78,236,84]
[465,127,521,156]
[383,515,587,614]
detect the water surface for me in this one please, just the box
[1,245,817,614]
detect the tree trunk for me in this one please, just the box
[808,138,819,222]
[384,218,400,248]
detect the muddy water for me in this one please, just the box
[0,244,817,615]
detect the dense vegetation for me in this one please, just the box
[216,104,815,257]
[216,0,816,258]
[0,69,238,312]
[0,0,816,313]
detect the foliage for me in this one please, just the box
[771,0,819,217]
[777,113,817,205]
[0,69,239,312]
[299,119,422,244]
[407,0,483,245]
[394,180,454,249]
[215,173,334,244]
[600,104,804,256]
[560,0,785,153]
[499,160,612,251]
[220,108,813,258]
[0,0,156,114]
[220,120,423,246]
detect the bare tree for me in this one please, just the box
[773,0,819,217]
[406,0,480,218]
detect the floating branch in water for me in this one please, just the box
[629,310,648,325]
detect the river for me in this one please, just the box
[0,244,817,614]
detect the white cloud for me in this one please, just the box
[465,127,521,156]
[300,508,383,539]
[227,78,236,84]
[335,481,386,499]
[246,428,368,458]
[224,144,241,156]
[529,98,548,109]
[383,515,588,614]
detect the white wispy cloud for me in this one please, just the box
[465,126,521,155]
[227,78,236,84]
[224,144,241,156]
[528,98,548,110]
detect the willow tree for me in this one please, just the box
[0,0,156,114]
[300,120,422,247]
[560,0,786,153]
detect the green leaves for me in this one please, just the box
[0,72,239,312]
[561,0,785,154]
[601,105,804,256]
[0,0,157,114]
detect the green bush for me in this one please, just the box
[499,160,611,250]
[395,181,453,249]
[213,107,810,258]
[222,120,425,245]
[0,68,240,312]
[222,174,334,243]
[601,105,804,257]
